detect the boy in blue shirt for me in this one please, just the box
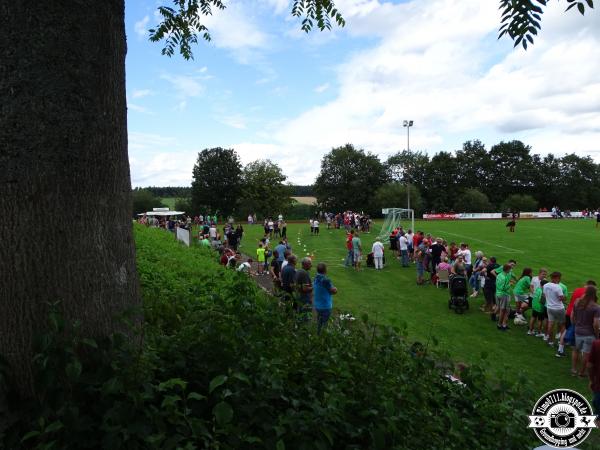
[313,263,338,333]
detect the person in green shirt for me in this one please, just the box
[496,264,514,331]
[256,243,266,275]
[513,268,532,322]
[201,235,211,248]
[528,280,548,336]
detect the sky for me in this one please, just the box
[125,0,600,187]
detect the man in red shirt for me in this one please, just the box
[588,338,600,427]
[344,230,354,267]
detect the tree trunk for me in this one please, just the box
[0,0,139,396]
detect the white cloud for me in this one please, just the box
[202,1,270,54]
[262,0,290,15]
[160,74,205,109]
[127,103,153,114]
[314,83,330,93]
[219,114,248,129]
[246,0,600,183]
[129,0,600,186]
[134,15,150,38]
[131,89,153,99]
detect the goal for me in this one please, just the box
[377,208,415,241]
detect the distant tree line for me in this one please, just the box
[291,185,315,196]
[313,141,600,215]
[144,186,191,198]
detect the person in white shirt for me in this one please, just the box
[543,271,566,348]
[237,258,253,274]
[313,219,320,235]
[457,243,472,276]
[372,239,385,270]
[209,225,217,240]
[530,268,547,293]
[278,214,283,221]
[399,234,409,267]
[309,218,314,234]
[406,229,415,260]
[247,214,253,225]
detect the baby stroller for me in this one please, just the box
[448,275,469,314]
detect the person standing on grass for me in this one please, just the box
[352,231,362,271]
[399,233,409,267]
[531,268,548,293]
[309,218,314,234]
[275,241,287,264]
[256,243,266,275]
[295,257,313,312]
[281,220,287,239]
[313,218,320,235]
[469,253,486,298]
[270,250,282,289]
[544,271,567,353]
[268,218,274,238]
[429,238,444,276]
[209,223,217,241]
[415,243,426,285]
[513,267,533,322]
[495,264,513,331]
[457,243,472,277]
[372,238,385,270]
[596,209,600,228]
[281,254,297,297]
[313,263,338,333]
[571,285,600,377]
[406,229,415,261]
[344,230,355,267]
[563,280,596,362]
[528,279,548,336]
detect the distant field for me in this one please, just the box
[291,196,317,205]
[160,197,176,209]
[242,218,600,400]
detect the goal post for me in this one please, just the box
[378,208,415,241]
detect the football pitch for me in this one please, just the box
[242,218,600,397]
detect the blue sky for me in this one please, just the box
[125,0,600,186]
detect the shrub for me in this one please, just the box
[2,226,538,449]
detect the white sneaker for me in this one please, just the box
[536,332,545,338]
[555,332,561,339]
[543,335,549,341]
[527,330,534,335]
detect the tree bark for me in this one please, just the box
[0,0,139,396]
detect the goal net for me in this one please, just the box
[377,208,415,241]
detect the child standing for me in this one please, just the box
[256,243,266,275]
[528,280,548,336]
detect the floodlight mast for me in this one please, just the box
[403,120,414,215]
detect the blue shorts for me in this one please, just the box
[416,261,424,276]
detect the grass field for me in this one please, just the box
[160,197,176,209]
[240,219,600,399]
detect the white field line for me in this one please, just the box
[434,230,525,254]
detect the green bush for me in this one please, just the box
[2,226,538,449]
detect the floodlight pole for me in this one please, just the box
[403,120,414,213]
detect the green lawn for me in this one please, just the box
[241,219,600,399]
[160,197,176,209]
